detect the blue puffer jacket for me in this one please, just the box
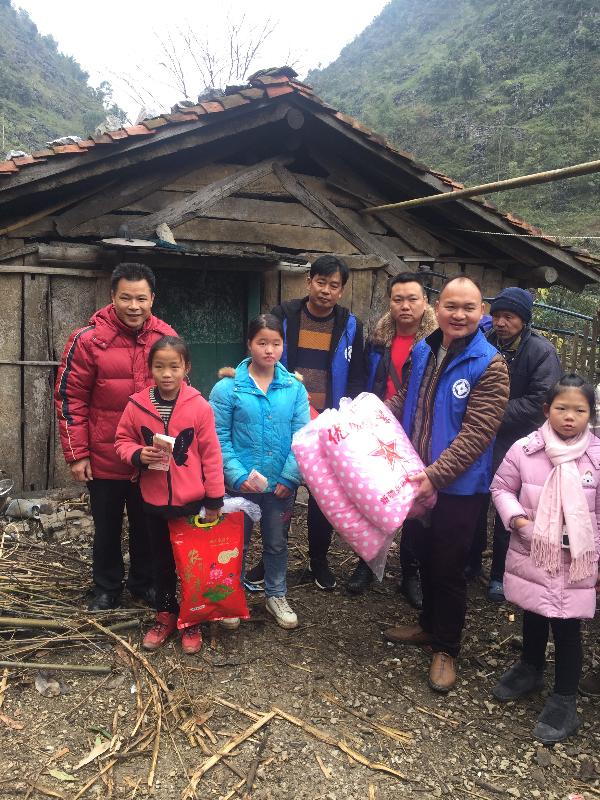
[209,359,310,491]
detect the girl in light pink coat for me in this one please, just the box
[490,373,600,744]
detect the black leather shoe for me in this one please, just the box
[399,575,423,610]
[88,591,121,612]
[130,586,157,608]
[346,559,373,595]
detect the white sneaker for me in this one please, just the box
[219,618,241,631]
[265,596,298,629]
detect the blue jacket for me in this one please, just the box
[271,298,365,409]
[209,359,310,491]
[402,329,499,495]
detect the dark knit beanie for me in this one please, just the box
[489,287,533,324]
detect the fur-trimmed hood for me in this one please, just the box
[369,305,437,348]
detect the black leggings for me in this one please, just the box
[522,611,582,695]
[145,514,179,614]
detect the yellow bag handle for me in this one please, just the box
[192,514,223,529]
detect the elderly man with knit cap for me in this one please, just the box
[466,286,562,601]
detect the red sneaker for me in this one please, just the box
[142,612,177,650]
[181,624,203,655]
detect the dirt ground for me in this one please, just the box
[0,497,599,800]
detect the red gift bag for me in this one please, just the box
[168,511,249,629]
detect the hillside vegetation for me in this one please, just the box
[308,0,600,249]
[0,0,108,154]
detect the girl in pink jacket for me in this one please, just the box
[116,336,224,655]
[490,373,600,744]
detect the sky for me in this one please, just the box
[15,0,388,122]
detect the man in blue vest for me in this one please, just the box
[384,276,509,693]
[244,255,365,591]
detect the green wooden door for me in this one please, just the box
[153,270,261,397]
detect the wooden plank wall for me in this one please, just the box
[551,318,600,385]
[0,266,109,491]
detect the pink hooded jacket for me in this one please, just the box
[115,383,224,518]
[491,429,600,620]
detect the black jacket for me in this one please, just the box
[271,297,365,408]
[489,326,562,468]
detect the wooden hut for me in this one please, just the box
[0,66,598,491]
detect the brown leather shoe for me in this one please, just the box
[428,652,456,693]
[383,624,431,646]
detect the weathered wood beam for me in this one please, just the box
[55,165,186,236]
[129,155,294,237]
[528,266,559,285]
[0,244,38,262]
[0,262,110,278]
[272,164,406,271]
[297,252,387,270]
[0,101,293,205]
[308,148,444,257]
[37,242,117,266]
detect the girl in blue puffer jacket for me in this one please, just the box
[209,314,310,630]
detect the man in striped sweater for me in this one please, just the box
[244,255,365,591]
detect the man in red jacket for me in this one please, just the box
[55,263,177,611]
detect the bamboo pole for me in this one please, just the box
[0,659,111,674]
[0,616,139,632]
[360,158,600,214]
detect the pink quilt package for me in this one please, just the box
[292,393,436,579]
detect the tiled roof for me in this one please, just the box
[0,66,597,266]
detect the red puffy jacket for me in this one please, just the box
[55,305,176,479]
[115,383,224,517]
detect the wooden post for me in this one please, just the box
[50,276,97,487]
[23,274,52,490]
[0,274,23,488]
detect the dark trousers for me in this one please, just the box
[468,494,510,582]
[522,611,582,695]
[417,492,488,657]
[400,520,421,579]
[145,514,178,614]
[88,479,153,596]
[307,492,333,564]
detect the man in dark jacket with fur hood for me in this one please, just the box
[348,272,437,601]
[466,287,562,602]
[243,255,365,591]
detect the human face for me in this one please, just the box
[111,278,154,331]
[544,387,591,440]
[435,280,484,346]
[492,310,525,341]
[248,327,284,371]
[151,347,188,400]
[306,271,344,316]
[389,281,427,331]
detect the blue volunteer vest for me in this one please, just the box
[402,329,498,495]
[281,314,357,409]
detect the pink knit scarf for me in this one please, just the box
[531,420,596,583]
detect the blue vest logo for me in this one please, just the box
[452,378,471,399]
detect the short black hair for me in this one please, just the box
[110,263,156,294]
[545,372,596,426]
[148,336,191,369]
[309,255,349,286]
[247,313,284,342]
[388,272,426,297]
